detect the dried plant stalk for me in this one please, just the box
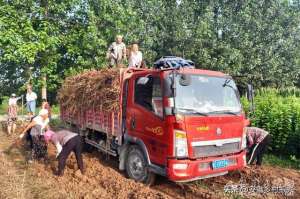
[57,68,120,115]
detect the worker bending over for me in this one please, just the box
[20,109,49,163]
[44,129,85,176]
[246,127,271,166]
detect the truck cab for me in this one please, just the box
[121,67,248,183]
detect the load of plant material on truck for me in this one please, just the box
[57,68,120,115]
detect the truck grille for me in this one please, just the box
[192,142,240,158]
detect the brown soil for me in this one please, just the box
[0,123,299,199]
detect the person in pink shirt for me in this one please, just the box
[246,127,271,166]
[44,129,85,176]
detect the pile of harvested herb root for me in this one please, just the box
[57,68,120,115]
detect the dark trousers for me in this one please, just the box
[27,134,48,160]
[247,134,271,165]
[58,136,83,174]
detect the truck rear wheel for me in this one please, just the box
[125,145,155,185]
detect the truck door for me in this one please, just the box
[127,73,168,166]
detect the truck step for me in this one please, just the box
[85,138,117,157]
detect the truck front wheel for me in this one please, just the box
[125,145,155,185]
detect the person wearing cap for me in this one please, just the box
[44,129,85,176]
[26,84,38,118]
[106,35,127,67]
[7,93,22,135]
[19,109,50,162]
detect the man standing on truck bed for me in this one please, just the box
[246,127,271,166]
[106,35,126,67]
[44,129,85,176]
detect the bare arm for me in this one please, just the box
[19,121,36,139]
[45,125,50,131]
[55,143,63,157]
[246,132,254,148]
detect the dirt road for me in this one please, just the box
[0,124,299,199]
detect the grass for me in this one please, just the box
[264,153,300,170]
[49,118,67,130]
[0,96,60,115]
[0,97,9,115]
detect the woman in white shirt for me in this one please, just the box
[19,109,50,162]
[128,44,143,68]
[26,85,37,118]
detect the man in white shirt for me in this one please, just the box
[26,84,37,118]
[106,35,127,67]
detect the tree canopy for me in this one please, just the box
[1,0,300,102]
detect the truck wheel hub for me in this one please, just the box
[129,156,143,178]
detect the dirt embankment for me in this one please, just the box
[0,123,299,199]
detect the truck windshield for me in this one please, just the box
[174,74,241,115]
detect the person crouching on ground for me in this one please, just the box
[246,127,271,166]
[44,129,85,176]
[19,109,50,163]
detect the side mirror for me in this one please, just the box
[247,84,255,112]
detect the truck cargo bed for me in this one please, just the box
[61,107,121,136]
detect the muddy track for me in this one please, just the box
[0,125,299,199]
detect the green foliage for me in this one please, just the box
[51,105,60,115]
[0,97,9,115]
[242,88,300,157]
[49,118,65,130]
[264,154,300,170]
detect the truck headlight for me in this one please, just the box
[241,128,247,149]
[174,130,188,157]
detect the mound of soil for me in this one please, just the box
[32,145,169,199]
[0,124,299,199]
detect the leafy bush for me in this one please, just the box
[242,88,300,157]
[0,96,9,115]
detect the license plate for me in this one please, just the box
[212,159,228,169]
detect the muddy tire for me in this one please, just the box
[125,145,156,185]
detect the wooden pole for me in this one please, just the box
[42,76,47,100]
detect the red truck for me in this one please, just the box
[61,61,250,184]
